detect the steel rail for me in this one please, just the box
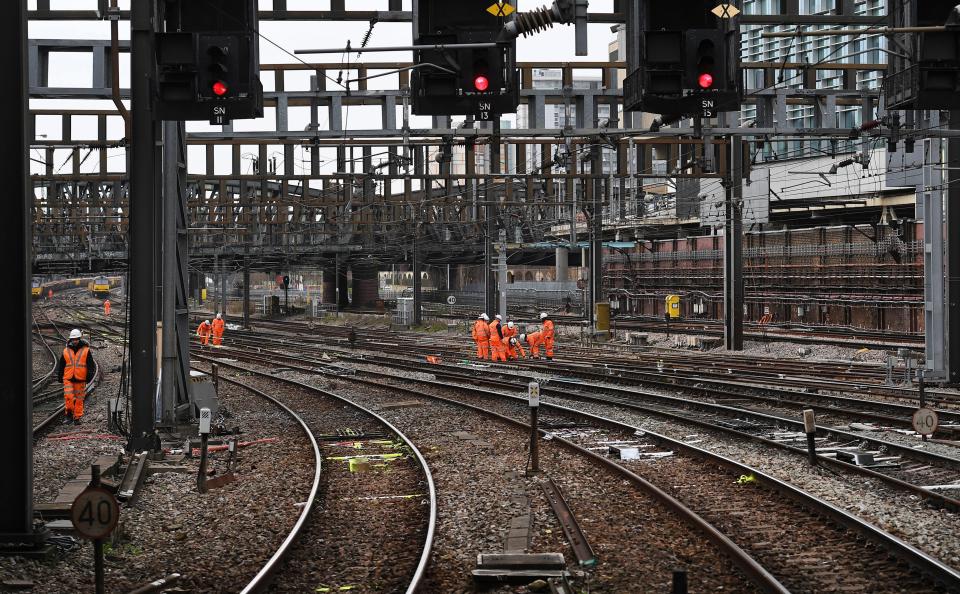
[199,354,787,593]
[198,339,960,512]
[194,358,437,594]
[210,374,323,594]
[326,363,960,591]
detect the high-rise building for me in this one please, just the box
[741,0,885,158]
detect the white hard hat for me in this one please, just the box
[539,312,548,320]
[519,334,526,341]
[205,320,211,325]
[69,329,82,339]
[507,321,514,328]
[480,313,489,321]
[216,313,222,319]
[495,314,502,320]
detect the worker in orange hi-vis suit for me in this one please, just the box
[197,319,212,347]
[472,313,491,360]
[502,321,518,359]
[521,331,544,359]
[56,329,96,425]
[103,299,111,316]
[539,312,555,360]
[212,313,225,347]
[487,314,507,362]
[509,335,527,359]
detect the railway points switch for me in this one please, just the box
[835,450,876,467]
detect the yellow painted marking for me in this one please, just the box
[487,1,515,17]
[711,3,740,18]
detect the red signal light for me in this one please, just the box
[473,75,490,92]
[212,80,229,97]
[697,73,714,89]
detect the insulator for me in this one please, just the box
[512,6,558,38]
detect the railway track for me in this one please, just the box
[200,319,960,435]
[197,355,781,592]
[31,303,102,436]
[346,352,960,507]
[210,315,945,403]
[194,336,960,555]
[200,346,960,592]
[192,363,436,594]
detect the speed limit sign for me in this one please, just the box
[912,408,939,436]
[446,295,456,305]
[71,487,119,540]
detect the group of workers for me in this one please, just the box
[472,312,555,362]
[196,313,226,347]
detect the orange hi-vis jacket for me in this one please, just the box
[62,346,90,381]
[542,319,555,341]
[488,319,503,343]
[212,318,225,336]
[473,319,490,343]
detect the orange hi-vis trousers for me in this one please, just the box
[476,339,490,360]
[64,381,86,419]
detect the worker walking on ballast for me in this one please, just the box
[539,312,555,360]
[212,313,225,347]
[56,329,96,425]
[197,319,212,347]
[473,313,491,360]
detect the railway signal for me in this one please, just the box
[411,0,519,118]
[156,0,263,123]
[624,0,741,116]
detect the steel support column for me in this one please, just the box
[0,0,39,547]
[413,235,422,326]
[220,265,227,316]
[948,113,960,384]
[486,120,501,317]
[128,0,159,451]
[591,145,604,332]
[160,121,190,425]
[923,137,947,381]
[724,135,744,351]
[243,256,251,329]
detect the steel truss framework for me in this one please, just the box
[30,41,890,270]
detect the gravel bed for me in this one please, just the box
[32,342,127,503]
[524,370,960,460]
[6,353,313,592]
[225,369,429,594]
[32,337,55,383]
[365,360,960,566]
[293,373,760,593]
[536,389,960,569]
[376,376,948,593]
